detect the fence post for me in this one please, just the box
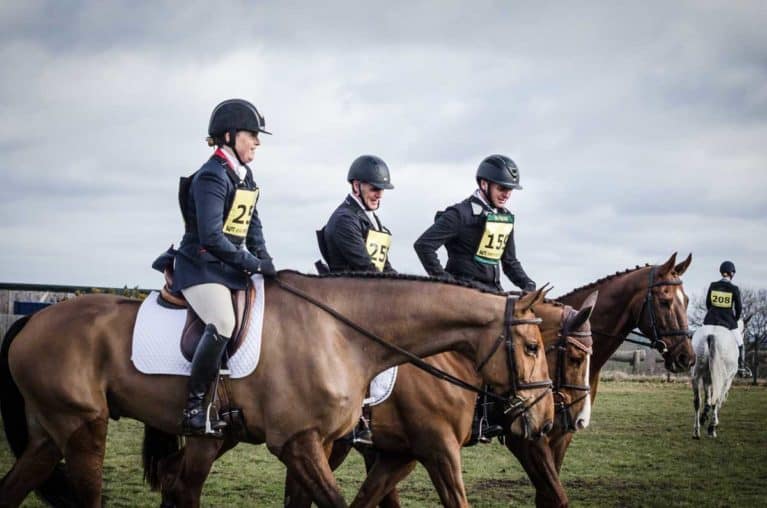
[753,339,760,386]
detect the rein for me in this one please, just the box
[273,278,550,417]
[591,267,690,354]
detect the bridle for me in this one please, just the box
[593,266,691,354]
[546,306,593,432]
[475,297,553,420]
[275,279,551,424]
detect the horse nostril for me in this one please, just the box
[576,418,587,430]
[542,420,553,436]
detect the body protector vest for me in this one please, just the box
[703,279,742,330]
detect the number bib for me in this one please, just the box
[223,188,260,238]
[710,290,733,308]
[474,213,514,264]
[366,229,392,272]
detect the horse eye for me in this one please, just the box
[568,354,583,365]
[525,342,539,355]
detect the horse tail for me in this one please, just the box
[0,315,32,456]
[1,315,77,507]
[142,425,182,490]
[706,333,725,406]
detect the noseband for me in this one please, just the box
[475,297,552,420]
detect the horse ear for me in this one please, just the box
[569,305,593,331]
[518,286,547,312]
[658,252,678,276]
[580,290,599,317]
[674,253,692,276]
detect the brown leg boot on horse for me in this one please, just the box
[182,324,229,438]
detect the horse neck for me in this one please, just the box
[312,277,504,379]
[559,268,648,378]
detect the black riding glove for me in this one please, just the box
[257,259,277,278]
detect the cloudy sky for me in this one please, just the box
[1,0,765,299]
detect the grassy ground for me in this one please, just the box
[1,380,765,507]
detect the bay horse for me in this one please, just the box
[691,319,742,439]
[281,292,597,508]
[0,271,554,508]
[315,252,694,508]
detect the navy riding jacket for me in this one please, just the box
[170,154,271,291]
[317,195,394,273]
[703,278,742,330]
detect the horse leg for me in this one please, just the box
[279,429,347,508]
[284,439,353,508]
[419,445,469,508]
[507,436,569,508]
[692,377,701,439]
[0,420,62,507]
[708,403,720,438]
[61,416,108,508]
[348,451,416,508]
[163,437,225,508]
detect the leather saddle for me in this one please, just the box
[154,248,256,363]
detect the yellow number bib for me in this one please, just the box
[474,213,514,264]
[710,290,733,308]
[366,229,392,272]
[223,189,259,238]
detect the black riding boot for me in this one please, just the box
[182,323,230,437]
[738,345,744,370]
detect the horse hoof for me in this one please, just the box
[692,434,700,440]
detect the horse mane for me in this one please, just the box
[557,263,652,300]
[279,270,564,306]
[279,269,501,294]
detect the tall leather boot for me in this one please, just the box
[738,345,744,375]
[182,323,230,437]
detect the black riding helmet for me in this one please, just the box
[719,261,736,275]
[208,99,271,138]
[347,155,394,190]
[476,154,522,190]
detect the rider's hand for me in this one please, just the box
[257,259,277,278]
[523,280,537,292]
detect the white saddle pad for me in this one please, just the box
[364,366,398,406]
[131,275,265,379]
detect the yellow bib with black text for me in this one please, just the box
[366,229,392,272]
[474,213,514,264]
[223,188,260,238]
[710,290,733,309]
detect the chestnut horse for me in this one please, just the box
[282,293,597,508]
[0,271,554,508]
[306,252,694,508]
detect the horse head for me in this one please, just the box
[478,288,555,440]
[634,252,695,372]
[548,290,597,433]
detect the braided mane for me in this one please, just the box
[278,269,563,306]
[557,264,651,300]
[278,269,500,294]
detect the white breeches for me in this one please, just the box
[181,283,236,337]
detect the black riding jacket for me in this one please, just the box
[318,195,394,273]
[170,153,271,291]
[703,278,742,330]
[414,194,534,292]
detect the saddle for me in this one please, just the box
[153,248,256,363]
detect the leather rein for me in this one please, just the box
[274,278,551,420]
[591,266,691,354]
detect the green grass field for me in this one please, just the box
[1,380,765,507]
